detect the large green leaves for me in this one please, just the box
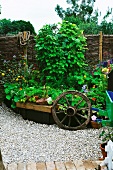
[35,21,87,89]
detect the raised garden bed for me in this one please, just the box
[16,102,55,125]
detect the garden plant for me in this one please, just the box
[0,20,113,115]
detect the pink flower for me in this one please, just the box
[91,115,97,121]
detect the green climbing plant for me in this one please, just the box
[35,20,88,90]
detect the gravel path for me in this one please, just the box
[0,103,103,164]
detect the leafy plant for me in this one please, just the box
[99,127,113,142]
[81,63,111,110]
[4,83,40,108]
[35,20,88,90]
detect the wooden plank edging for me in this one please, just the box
[16,102,52,113]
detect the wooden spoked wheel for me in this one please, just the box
[52,91,91,130]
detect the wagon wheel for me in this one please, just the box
[52,91,91,130]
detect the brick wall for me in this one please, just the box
[85,35,99,65]
[0,35,36,64]
[0,34,113,66]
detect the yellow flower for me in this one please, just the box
[104,75,106,78]
[102,68,107,72]
[93,85,95,88]
[8,69,10,71]
[16,78,18,81]
[84,75,86,78]
[1,73,5,76]
[18,76,20,78]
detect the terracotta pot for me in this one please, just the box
[91,121,102,129]
[99,143,107,160]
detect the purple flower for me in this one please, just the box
[82,85,88,93]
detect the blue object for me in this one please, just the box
[96,118,102,122]
[91,107,99,112]
[103,61,107,67]
[107,91,113,102]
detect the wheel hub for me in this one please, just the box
[66,106,76,116]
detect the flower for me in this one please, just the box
[1,73,5,76]
[13,55,16,59]
[82,84,88,93]
[16,78,18,81]
[92,97,96,101]
[91,115,97,121]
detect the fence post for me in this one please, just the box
[99,31,103,62]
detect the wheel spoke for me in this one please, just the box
[56,110,65,114]
[75,99,84,107]
[63,95,70,106]
[78,107,89,111]
[76,112,87,119]
[73,116,81,125]
[61,114,68,123]
[68,117,71,127]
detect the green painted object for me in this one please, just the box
[99,91,113,127]
[106,91,113,121]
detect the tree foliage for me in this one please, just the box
[0,19,36,35]
[55,0,113,34]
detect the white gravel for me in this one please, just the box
[0,103,103,164]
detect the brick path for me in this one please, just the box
[2,160,103,170]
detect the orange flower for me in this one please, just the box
[19,87,22,90]
[92,97,96,101]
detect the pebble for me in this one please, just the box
[0,103,103,164]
